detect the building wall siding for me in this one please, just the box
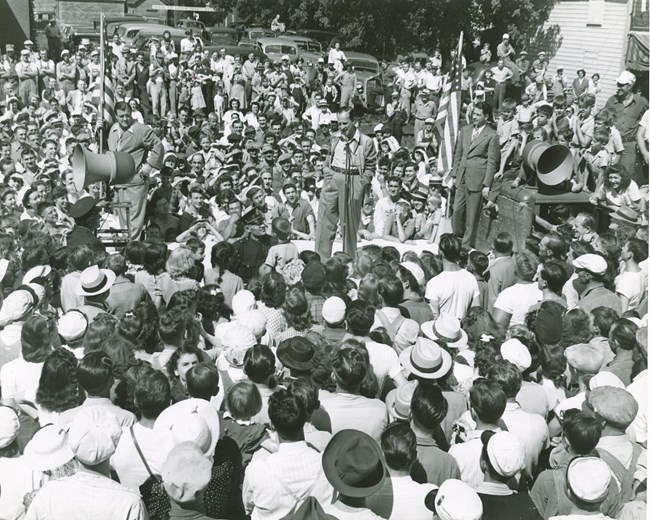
[0,0,31,47]
[540,0,631,103]
[57,0,125,27]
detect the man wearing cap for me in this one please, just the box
[234,206,278,282]
[16,48,38,105]
[604,70,649,181]
[413,89,436,145]
[572,254,622,315]
[106,100,163,239]
[67,197,106,255]
[25,407,147,520]
[315,108,377,259]
[451,101,500,248]
[56,49,77,95]
[497,34,516,63]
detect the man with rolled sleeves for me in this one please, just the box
[604,71,649,184]
[413,89,436,146]
[107,101,163,240]
[451,102,500,248]
[315,108,377,259]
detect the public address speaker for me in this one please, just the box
[522,140,574,195]
[72,145,136,191]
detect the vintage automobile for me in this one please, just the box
[206,26,240,45]
[238,27,277,48]
[256,37,299,63]
[279,34,323,64]
[294,29,339,49]
[344,51,382,110]
[114,23,178,48]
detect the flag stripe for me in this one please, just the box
[435,33,464,178]
[101,16,115,127]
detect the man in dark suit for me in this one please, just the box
[315,108,377,260]
[134,52,151,119]
[451,102,500,248]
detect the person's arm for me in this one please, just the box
[492,307,512,330]
[482,132,501,198]
[574,116,593,148]
[637,123,649,164]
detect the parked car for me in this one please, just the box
[279,35,323,63]
[344,51,382,110]
[294,29,339,49]
[94,15,145,35]
[115,23,173,47]
[207,27,240,45]
[176,18,208,40]
[134,31,205,64]
[240,27,276,46]
[256,37,299,63]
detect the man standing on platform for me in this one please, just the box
[451,102,500,248]
[107,101,163,239]
[315,109,376,260]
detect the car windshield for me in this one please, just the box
[307,41,322,52]
[210,31,238,43]
[348,58,379,74]
[250,31,269,39]
[126,29,140,39]
[265,45,297,55]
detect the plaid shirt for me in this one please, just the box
[304,292,326,326]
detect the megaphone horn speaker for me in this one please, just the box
[522,140,574,195]
[72,145,136,191]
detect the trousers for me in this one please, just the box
[150,81,167,118]
[115,180,148,240]
[451,180,483,248]
[315,171,366,260]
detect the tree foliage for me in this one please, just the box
[209,0,557,59]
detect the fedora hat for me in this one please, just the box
[399,337,452,380]
[277,336,316,372]
[77,266,115,297]
[323,430,386,497]
[611,205,643,226]
[421,314,468,350]
[385,380,418,421]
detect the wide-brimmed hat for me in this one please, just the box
[277,336,316,371]
[22,264,52,285]
[24,424,75,471]
[77,266,115,297]
[385,380,418,421]
[323,429,386,497]
[399,337,452,380]
[610,205,643,226]
[421,314,468,350]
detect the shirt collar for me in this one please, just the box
[475,481,514,496]
[416,436,439,447]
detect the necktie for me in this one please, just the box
[472,127,480,142]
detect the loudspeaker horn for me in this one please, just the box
[522,140,573,194]
[72,145,137,192]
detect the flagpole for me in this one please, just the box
[443,31,463,220]
[99,12,105,154]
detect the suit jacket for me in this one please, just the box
[452,124,500,192]
[107,122,163,171]
[328,129,377,185]
[134,64,149,92]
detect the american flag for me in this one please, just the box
[101,15,115,128]
[435,32,464,181]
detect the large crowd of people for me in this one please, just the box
[0,24,647,520]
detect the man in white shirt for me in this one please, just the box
[367,423,437,520]
[425,234,479,320]
[373,175,405,238]
[488,360,548,480]
[243,389,333,520]
[449,379,507,489]
[319,344,388,442]
[111,368,170,491]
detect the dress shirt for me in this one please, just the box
[502,402,549,478]
[243,441,334,520]
[58,396,136,428]
[24,470,147,520]
[320,392,388,442]
[368,475,436,520]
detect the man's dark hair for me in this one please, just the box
[469,378,507,424]
[186,362,220,400]
[378,276,404,307]
[439,234,462,263]
[627,238,649,264]
[67,245,94,271]
[591,306,620,337]
[562,409,602,454]
[381,422,417,471]
[493,232,513,254]
[610,318,639,351]
[487,360,522,398]
[543,232,568,259]
[346,299,375,337]
[332,346,367,391]
[243,345,276,384]
[77,351,113,396]
[473,101,492,119]
[268,388,308,439]
[135,368,171,420]
[36,200,55,216]
[411,383,448,431]
[115,101,130,113]
[540,260,568,296]
[104,253,128,277]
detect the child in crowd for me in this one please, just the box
[494,98,520,180]
[482,69,496,110]
[515,93,534,124]
[384,200,415,243]
[358,195,376,240]
[416,191,443,243]
[595,109,624,165]
[593,164,643,211]
[532,102,553,137]
[571,127,611,193]
[573,212,599,245]
[265,217,298,270]
[480,42,492,63]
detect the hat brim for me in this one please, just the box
[421,321,469,350]
[322,430,387,497]
[77,269,116,297]
[399,345,452,380]
[385,389,409,422]
[277,349,316,372]
[610,212,642,225]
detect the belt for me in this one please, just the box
[331,165,359,175]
